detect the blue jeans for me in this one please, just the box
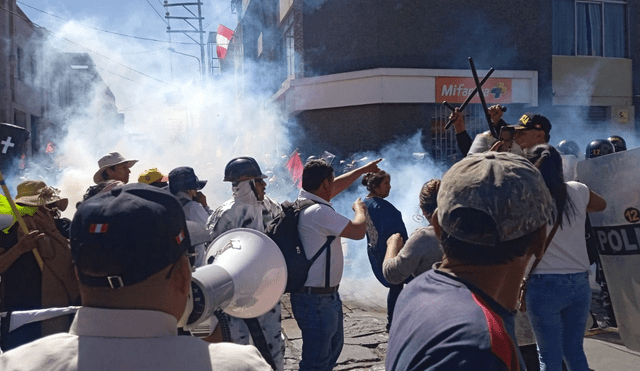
[525,272,591,371]
[290,291,344,371]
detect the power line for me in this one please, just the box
[145,0,168,25]
[2,4,168,84]
[46,30,167,84]
[203,4,231,29]
[16,1,195,45]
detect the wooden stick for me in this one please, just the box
[443,68,495,130]
[0,170,44,270]
[468,57,498,139]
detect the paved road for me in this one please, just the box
[280,280,640,370]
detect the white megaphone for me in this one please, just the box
[180,228,287,331]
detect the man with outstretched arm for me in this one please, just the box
[292,158,381,371]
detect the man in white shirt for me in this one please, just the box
[292,158,381,371]
[0,183,271,371]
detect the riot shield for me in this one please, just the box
[577,147,640,351]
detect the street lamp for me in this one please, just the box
[167,47,201,75]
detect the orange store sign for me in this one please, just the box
[436,77,512,104]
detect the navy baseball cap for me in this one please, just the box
[168,166,207,194]
[71,183,191,289]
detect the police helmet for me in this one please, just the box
[607,135,627,152]
[585,139,615,159]
[223,157,267,182]
[556,140,580,157]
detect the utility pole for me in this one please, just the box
[163,0,206,76]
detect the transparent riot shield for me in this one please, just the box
[577,147,640,351]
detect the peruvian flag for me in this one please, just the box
[285,149,304,189]
[216,24,234,59]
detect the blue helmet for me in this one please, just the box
[556,140,580,157]
[223,157,267,182]
[607,135,627,152]
[585,139,615,159]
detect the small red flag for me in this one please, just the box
[285,150,304,189]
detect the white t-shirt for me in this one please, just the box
[533,181,591,275]
[297,190,350,287]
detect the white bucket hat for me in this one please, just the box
[93,152,138,184]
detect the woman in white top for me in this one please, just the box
[523,144,606,371]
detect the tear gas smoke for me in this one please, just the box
[331,133,446,309]
[11,7,639,311]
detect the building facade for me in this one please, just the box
[0,0,122,160]
[227,0,637,161]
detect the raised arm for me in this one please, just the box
[339,198,367,240]
[331,159,382,198]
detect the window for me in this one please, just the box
[283,13,295,78]
[16,47,23,81]
[553,0,628,58]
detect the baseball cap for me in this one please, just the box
[71,183,191,289]
[168,166,207,194]
[513,113,552,136]
[437,152,554,246]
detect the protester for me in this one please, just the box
[0,183,271,370]
[360,170,409,331]
[383,179,442,285]
[78,180,124,208]
[168,166,212,268]
[386,152,554,371]
[169,167,211,224]
[92,152,137,184]
[449,104,515,155]
[450,107,552,156]
[293,158,381,371]
[138,168,169,188]
[0,181,79,351]
[206,156,283,371]
[522,145,606,371]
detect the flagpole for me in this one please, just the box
[0,170,44,270]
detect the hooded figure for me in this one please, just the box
[205,157,284,371]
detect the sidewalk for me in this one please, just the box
[280,282,640,370]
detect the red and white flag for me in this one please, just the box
[216,24,235,59]
[285,149,304,189]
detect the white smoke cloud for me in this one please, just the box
[10,13,292,215]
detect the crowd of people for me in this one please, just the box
[0,105,633,371]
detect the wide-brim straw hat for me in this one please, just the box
[93,152,138,184]
[15,180,69,211]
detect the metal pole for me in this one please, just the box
[197,1,206,76]
[168,48,201,74]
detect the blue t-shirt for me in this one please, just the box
[363,197,408,286]
[386,269,525,371]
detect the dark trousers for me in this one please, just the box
[386,283,404,331]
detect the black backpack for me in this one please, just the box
[265,199,335,293]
